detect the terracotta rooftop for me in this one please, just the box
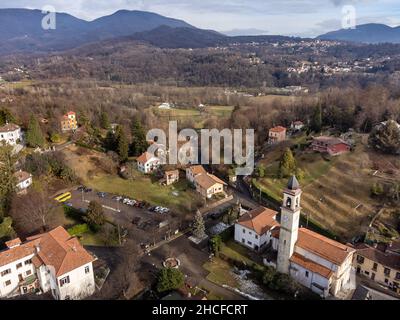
[269,126,286,133]
[290,252,333,279]
[0,227,95,277]
[13,170,31,183]
[5,238,22,249]
[237,206,279,235]
[137,152,157,164]
[195,173,226,190]
[271,227,354,266]
[313,136,349,146]
[188,165,207,176]
[354,243,400,271]
[296,228,355,265]
[0,123,20,133]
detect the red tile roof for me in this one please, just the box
[290,253,333,279]
[269,126,286,133]
[137,152,157,164]
[238,207,279,235]
[13,170,31,183]
[0,123,20,132]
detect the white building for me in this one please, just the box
[234,207,279,252]
[272,176,355,298]
[14,170,32,193]
[158,102,174,110]
[0,123,22,146]
[137,151,161,174]
[291,121,305,131]
[0,226,96,300]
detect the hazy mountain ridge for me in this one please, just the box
[318,23,400,44]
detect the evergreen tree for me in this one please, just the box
[193,210,205,239]
[100,112,110,130]
[0,108,15,126]
[369,120,400,155]
[26,115,45,148]
[84,200,105,232]
[130,117,148,156]
[209,235,222,257]
[104,130,116,151]
[279,148,297,178]
[116,126,129,162]
[156,268,185,293]
[0,143,17,222]
[310,104,322,133]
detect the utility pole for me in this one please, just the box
[117,224,121,245]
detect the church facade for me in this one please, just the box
[272,176,356,297]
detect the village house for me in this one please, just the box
[13,170,32,194]
[163,170,180,186]
[186,165,227,198]
[234,207,280,252]
[137,152,161,174]
[0,226,96,300]
[291,121,305,131]
[311,136,350,156]
[60,111,78,132]
[0,123,22,146]
[353,242,400,294]
[268,126,287,144]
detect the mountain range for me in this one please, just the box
[0,8,399,55]
[318,23,400,44]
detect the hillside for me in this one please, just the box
[318,23,400,44]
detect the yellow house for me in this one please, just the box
[61,111,78,132]
[194,172,226,199]
[353,243,400,294]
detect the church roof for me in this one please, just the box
[287,175,300,190]
[290,253,333,279]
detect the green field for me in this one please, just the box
[86,170,202,215]
[153,105,234,128]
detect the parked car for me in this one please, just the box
[84,188,92,193]
[77,186,86,192]
[97,192,107,198]
[123,198,131,204]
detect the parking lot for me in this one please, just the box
[67,187,183,248]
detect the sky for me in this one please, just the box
[1,0,400,37]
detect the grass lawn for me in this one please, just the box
[86,170,202,215]
[203,258,238,288]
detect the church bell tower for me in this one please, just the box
[277,175,302,274]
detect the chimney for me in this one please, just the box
[373,243,378,248]
[35,244,40,253]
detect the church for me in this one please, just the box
[234,176,355,298]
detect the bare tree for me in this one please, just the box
[10,189,59,236]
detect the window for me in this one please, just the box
[384,268,391,276]
[356,255,364,264]
[1,269,11,277]
[396,272,400,280]
[385,278,389,284]
[249,232,252,235]
[371,273,375,281]
[85,266,90,274]
[16,263,22,269]
[242,239,245,243]
[242,229,245,233]
[4,280,11,287]
[59,276,70,287]
[255,235,258,239]
[305,271,309,278]
[365,271,370,276]
[372,263,378,271]
[247,241,252,246]
[26,270,32,276]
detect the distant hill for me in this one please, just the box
[0,8,195,54]
[318,23,400,44]
[128,26,227,48]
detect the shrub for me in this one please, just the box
[68,224,89,236]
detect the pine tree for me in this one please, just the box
[131,117,148,156]
[104,130,116,151]
[0,143,17,222]
[0,108,15,126]
[279,148,297,178]
[116,126,129,162]
[26,114,45,148]
[100,112,110,130]
[310,104,322,133]
[193,210,205,239]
